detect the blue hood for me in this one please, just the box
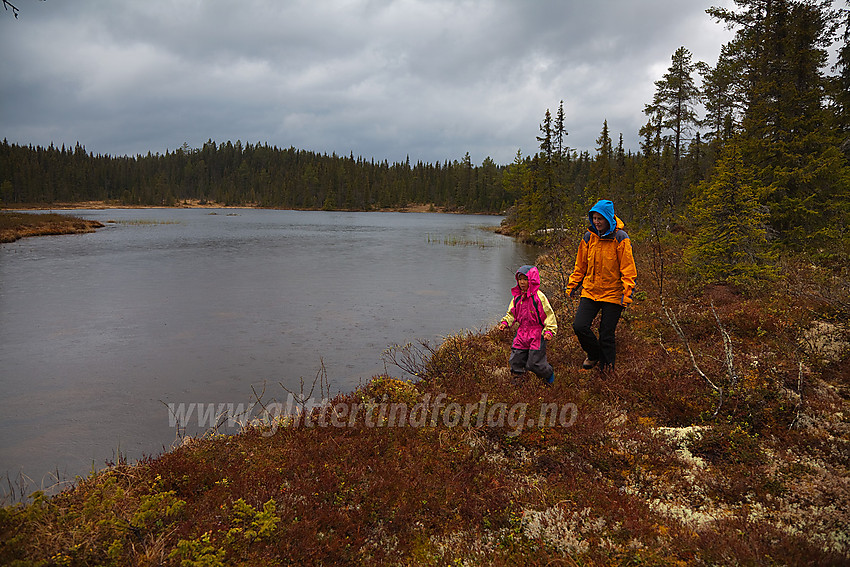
[589,199,617,237]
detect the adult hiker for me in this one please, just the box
[565,200,637,371]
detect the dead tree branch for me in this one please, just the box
[3,0,47,19]
[382,340,434,378]
[661,298,724,416]
[790,361,805,430]
[277,359,331,413]
[2,0,19,18]
[653,224,724,416]
[712,300,739,390]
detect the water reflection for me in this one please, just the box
[0,209,537,496]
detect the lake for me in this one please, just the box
[0,208,536,498]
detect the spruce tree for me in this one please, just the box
[644,46,702,207]
[698,43,744,144]
[534,107,565,234]
[834,1,850,157]
[586,120,614,203]
[503,150,537,234]
[685,142,778,290]
[554,101,568,158]
[709,0,846,249]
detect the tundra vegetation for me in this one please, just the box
[0,242,847,565]
[0,211,103,243]
[1,0,849,564]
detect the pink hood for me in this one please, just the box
[512,265,541,299]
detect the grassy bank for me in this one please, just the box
[1,243,848,565]
[0,211,104,243]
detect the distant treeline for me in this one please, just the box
[0,140,512,213]
[2,0,849,288]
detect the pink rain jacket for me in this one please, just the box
[501,266,557,350]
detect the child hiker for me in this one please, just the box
[498,265,558,385]
[565,199,637,371]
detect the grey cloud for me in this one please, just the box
[0,0,738,164]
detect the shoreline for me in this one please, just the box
[0,211,104,243]
[2,200,501,216]
[1,201,504,242]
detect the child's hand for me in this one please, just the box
[543,331,554,341]
[498,321,509,331]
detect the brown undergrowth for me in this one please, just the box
[0,211,104,243]
[1,245,848,565]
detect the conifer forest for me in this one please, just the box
[3,0,849,272]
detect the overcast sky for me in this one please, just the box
[1,0,740,165]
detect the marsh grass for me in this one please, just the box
[1,241,848,565]
[425,230,501,248]
[109,219,182,226]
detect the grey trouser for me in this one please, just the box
[509,338,553,379]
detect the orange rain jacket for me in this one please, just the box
[566,202,637,306]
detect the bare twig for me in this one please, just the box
[653,217,726,416]
[651,224,665,300]
[250,381,272,425]
[0,471,27,506]
[2,0,19,18]
[383,340,434,378]
[211,401,258,435]
[277,360,332,420]
[538,235,579,306]
[712,300,739,389]
[790,361,805,430]
[160,399,187,443]
[661,297,724,416]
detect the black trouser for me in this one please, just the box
[572,297,623,368]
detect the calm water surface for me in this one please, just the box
[0,209,536,496]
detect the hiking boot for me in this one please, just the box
[582,358,598,370]
[544,372,555,386]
